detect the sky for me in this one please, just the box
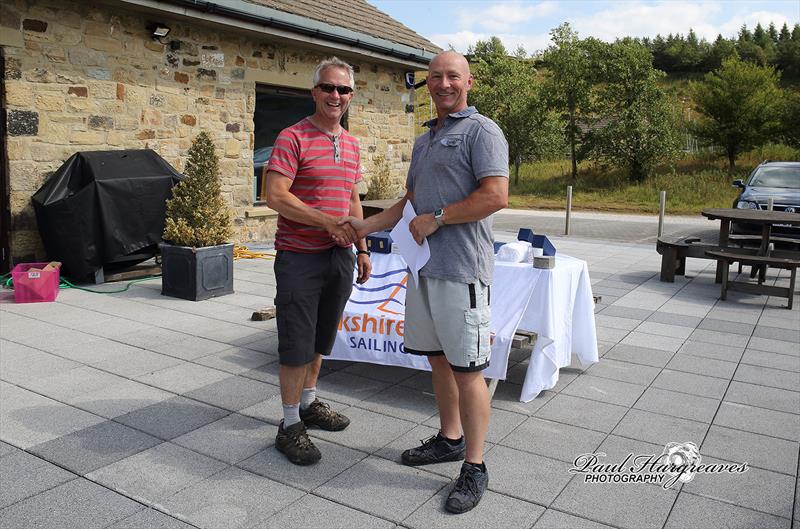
[369,0,800,55]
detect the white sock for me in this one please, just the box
[282,403,301,427]
[300,387,316,410]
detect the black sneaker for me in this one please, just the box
[445,463,489,514]
[401,433,465,466]
[299,399,350,431]
[275,420,321,465]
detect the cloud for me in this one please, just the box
[570,2,794,41]
[429,30,552,55]
[426,1,798,56]
[457,1,559,33]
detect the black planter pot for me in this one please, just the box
[160,242,234,301]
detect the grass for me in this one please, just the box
[508,144,800,216]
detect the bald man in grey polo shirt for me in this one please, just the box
[339,51,509,514]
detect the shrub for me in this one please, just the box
[163,131,233,247]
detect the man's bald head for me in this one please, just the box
[427,51,473,118]
[429,51,471,76]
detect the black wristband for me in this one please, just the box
[356,250,371,256]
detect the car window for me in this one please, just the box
[749,166,800,188]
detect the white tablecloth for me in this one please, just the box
[329,252,598,402]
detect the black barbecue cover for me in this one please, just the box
[32,149,183,280]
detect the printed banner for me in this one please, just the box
[329,253,537,380]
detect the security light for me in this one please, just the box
[147,23,171,39]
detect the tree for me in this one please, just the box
[469,41,563,185]
[164,131,233,247]
[541,23,595,182]
[586,39,681,182]
[690,57,784,170]
[781,89,800,148]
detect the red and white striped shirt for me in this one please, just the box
[268,118,362,252]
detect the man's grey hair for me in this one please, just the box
[313,57,355,88]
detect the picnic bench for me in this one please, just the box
[656,235,721,282]
[705,249,800,309]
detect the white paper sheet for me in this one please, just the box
[389,201,430,286]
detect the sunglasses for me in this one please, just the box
[315,83,354,95]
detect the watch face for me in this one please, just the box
[435,208,443,218]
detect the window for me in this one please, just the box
[253,85,314,203]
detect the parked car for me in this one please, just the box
[731,161,800,236]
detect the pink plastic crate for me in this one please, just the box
[11,262,60,303]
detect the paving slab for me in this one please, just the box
[87,442,228,504]
[723,381,800,415]
[484,445,574,506]
[500,416,606,464]
[115,396,229,440]
[634,387,720,423]
[171,413,274,464]
[359,384,439,423]
[740,349,800,372]
[309,406,416,454]
[535,394,628,433]
[620,331,685,353]
[664,492,790,529]
[0,382,106,449]
[261,494,395,529]
[747,336,800,356]
[533,509,617,529]
[552,474,678,529]
[676,340,745,363]
[689,328,751,348]
[159,466,303,529]
[314,455,450,523]
[108,508,197,529]
[193,347,276,375]
[697,317,755,336]
[403,487,545,529]
[239,437,366,492]
[752,325,799,343]
[733,364,800,392]
[183,375,280,412]
[714,401,800,441]
[701,425,798,476]
[0,478,143,529]
[651,369,729,399]
[612,408,709,449]
[584,358,661,385]
[0,449,76,508]
[682,456,795,518]
[28,420,161,475]
[646,312,703,328]
[603,343,675,368]
[560,374,646,407]
[666,353,739,380]
[69,378,174,419]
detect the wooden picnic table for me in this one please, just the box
[701,208,800,257]
[701,208,800,308]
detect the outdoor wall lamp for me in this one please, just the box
[147,23,171,40]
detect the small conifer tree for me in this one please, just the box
[163,131,233,247]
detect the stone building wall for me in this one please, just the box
[2,0,415,263]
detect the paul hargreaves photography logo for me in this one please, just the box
[569,441,748,489]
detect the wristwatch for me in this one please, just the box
[356,249,371,256]
[434,207,446,227]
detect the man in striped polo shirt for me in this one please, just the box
[264,57,372,466]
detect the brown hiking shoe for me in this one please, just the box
[299,399,350,431]
[275,420,321,465]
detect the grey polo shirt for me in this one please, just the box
[406,106,509,285]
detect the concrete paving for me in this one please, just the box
[1,214,799,529]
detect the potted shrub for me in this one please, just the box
[161,131,234,301]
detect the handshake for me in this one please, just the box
[327,216,368,247]
[327,211,440,247]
